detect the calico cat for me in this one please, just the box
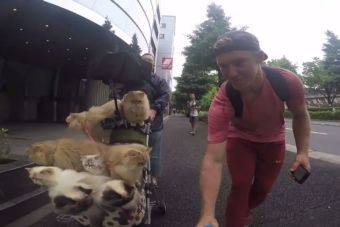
[96,179,146,227]
[27,166,145,227]
[122,90,150,126]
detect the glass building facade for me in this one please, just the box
[0,0,161,123]
[45,0,160,55]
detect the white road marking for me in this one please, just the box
[286,144,340,165]
[285,127,328,135]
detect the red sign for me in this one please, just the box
[161,57,173,70]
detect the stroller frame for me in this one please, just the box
[107,81,166,226]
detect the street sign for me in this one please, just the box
[161,57,173,70]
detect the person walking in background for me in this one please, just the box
[188,93,200,135]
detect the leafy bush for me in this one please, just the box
[309,110,340,120]
[308,107,340,112]
[285,110,340,120]
[198,111,208,123]
[199,86,218,111]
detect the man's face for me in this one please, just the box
[142,54,155,72]
[190,94,195,99]
[216,50,263,91]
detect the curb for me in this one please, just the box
[310,121,340,127]
[285,118,340,127]
[286,144,340,165]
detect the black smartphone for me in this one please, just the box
[290,165,311,184]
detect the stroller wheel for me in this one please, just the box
[156,201,167,215]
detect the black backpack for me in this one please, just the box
[225,67,290,118]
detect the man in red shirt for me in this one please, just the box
[196,31,311,227]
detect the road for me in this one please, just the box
[6,116,340,227]
[285,119,340,155]
[151,115,340,227]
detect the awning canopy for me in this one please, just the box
[0,0,130,71]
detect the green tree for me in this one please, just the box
[182,3,232,76]
[322,31,340,91]
[266,56,298,74]
[302,31,340,106]
[174,3,236,108]
[302,57,339,105]
[173,71,218,110]
[200,85,218,111]
[102,16,113,31]
[323,31,340,74]
[130,34,142,55]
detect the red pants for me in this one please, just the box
[225,138,285,227]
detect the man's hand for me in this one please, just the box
[196,215,219,227]
[290,152,311,172]
[149,109,157,121]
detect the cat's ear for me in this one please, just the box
[137,91,145,98]
[123,182,134,195]
[122,93,128,101]
[40,167,55,176]
[125,149,140,158]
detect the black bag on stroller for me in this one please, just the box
[89,51,151,91]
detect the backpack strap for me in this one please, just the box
[226,82,243,118]
[226,66,289,118]
[262,67,290,101]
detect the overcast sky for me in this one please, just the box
[159,0,340,89]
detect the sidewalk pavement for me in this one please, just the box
[3,116,340,227]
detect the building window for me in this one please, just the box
[161,23,166,28]
[151,39,156,56]
[153,20,158,37]
[156,6,161,22]
[159,34,165,39]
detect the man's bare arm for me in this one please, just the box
[200,142,226,217]
[289,104,311,171]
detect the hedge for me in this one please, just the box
[308,107,340,112]
[201,110,340,121]
[285,110,340,120]
[198,111,208,123]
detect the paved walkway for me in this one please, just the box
[3,115,340,226]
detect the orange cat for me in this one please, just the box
[26,139,150,184]
[66,100,121,144]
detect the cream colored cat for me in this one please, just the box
[66,100,121,144]
[122,90,150,126]
[26,166,62,186]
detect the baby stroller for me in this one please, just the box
[89,51,167,225]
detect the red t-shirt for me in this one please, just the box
[208,68,305,144]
